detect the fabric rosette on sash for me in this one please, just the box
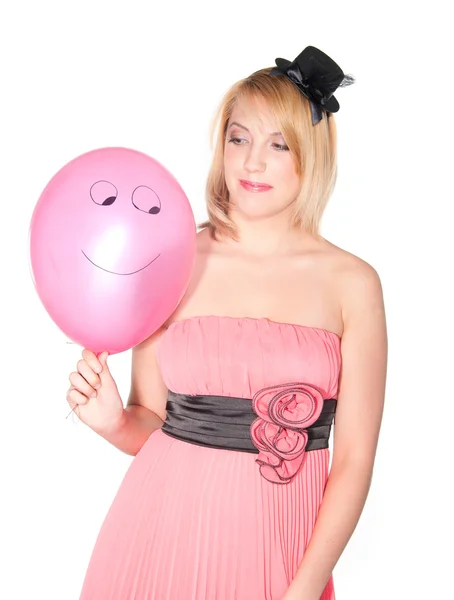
[250,382,325,484]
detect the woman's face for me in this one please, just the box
[223,96,301,221]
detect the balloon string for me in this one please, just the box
[65,405,78,420]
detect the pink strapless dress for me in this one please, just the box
[78,315,342,600]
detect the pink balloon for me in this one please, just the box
[29,147,196,354]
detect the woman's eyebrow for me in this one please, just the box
[228,121,282,136]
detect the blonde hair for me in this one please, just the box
[199,67,339,240]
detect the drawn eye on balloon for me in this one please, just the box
[132,185,161,215]
[90,180,118,206]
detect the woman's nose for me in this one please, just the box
[243,145,267,173]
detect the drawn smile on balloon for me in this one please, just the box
[81,250,161,276]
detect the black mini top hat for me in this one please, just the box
[269,45,355,125]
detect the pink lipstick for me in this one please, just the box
[239,179,273,192]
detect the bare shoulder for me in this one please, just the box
[321,238,386,335]
[194,225,215,252]
[321,241,387,467]
[161,227,214,327]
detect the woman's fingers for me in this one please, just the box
[77,359,101,390]
[69,371,98,399]
[81,349,103,374]
[67,385,90,407]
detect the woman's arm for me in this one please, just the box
[283,261,388,600]
[97,325,169,456]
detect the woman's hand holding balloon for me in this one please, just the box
[66,349,124,435]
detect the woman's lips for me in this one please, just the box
[239,179,273,192]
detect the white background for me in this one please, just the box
[1,1,452,598]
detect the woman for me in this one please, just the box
[67,46,388,600]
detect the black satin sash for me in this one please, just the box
[161,391,337,453]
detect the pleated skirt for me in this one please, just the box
[78,428,335,600]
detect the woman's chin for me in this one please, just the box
[230,199,292,222]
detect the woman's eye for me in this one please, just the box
[227,137,246,145]
[227,137,289,152]
[272,143,290,151]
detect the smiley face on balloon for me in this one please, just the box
[81,179,163,276]
[29,147,196,354]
